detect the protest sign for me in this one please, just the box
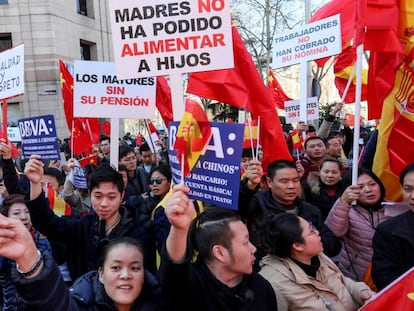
[285,96,319,123]
[0,44,24,100]
[169,122,244,210]
[72,165,88,190]
[73,60,156,119]
[18,115,60,161]
[108,0,233,79]
[273,14,341,69]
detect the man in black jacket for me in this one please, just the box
[23,155,156,280]
[239,159,341,260]
[158,184,278,311]
[372,163,414,290]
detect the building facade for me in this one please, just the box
[0,0,113,139]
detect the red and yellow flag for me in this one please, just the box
[373,1,414,201]
[268,70,292,109]
[243,119,258,149]
[174,100,212,177]
[291,129,303,150]
[361,267,414,310]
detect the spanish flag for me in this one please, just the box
[373,1,414,201]
[174,100,212,177]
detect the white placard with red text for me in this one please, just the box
[108,0,233,79]
[73,60,156,119]
[285,97,319,123]
[273,14,341,68]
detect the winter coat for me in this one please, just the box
[239,187,341,258]
[0,230,52,311]
[325,198,408,281]
[12,252,163,311]
[26,192,156,279]
[259,253,369,311]
[158,246,278,311]
[372,210,414,290]
[302,174,344,221]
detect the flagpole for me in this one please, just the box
[247,116,255,160]
[256,116,261,160]
[70,119,74,159]
[144,120,158,165]
[2,99,7,138]
[351,44,363,190]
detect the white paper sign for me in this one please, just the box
[273,15,341,68]
[285,97,319,123]
[0,44,24,99]
[73,60,156,119]
[108,0,233,79]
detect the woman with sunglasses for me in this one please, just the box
[259,213,374,311]
[137,165,172,241]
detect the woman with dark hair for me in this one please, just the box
[0,194,52,311]
[0,214,163,311]
[301,158,345,221]
[259,213,373,311]
[325,168,408,282]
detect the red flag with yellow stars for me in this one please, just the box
[268,70,291,109]
[361,267,414,310]
[174,100,212,177]
[79,155,98,167]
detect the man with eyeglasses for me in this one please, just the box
[119,145,149,209]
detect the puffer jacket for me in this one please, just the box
[259,253,370,311]
[0,230,52,311]
[325,199,408,281]
[13,252,163,311]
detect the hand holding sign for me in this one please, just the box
[23,155,44,186]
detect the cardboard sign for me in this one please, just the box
[273,14,341,68]
[108,0,233,79]
[18,115,60,160]
[0,44,24,99]
[73,60,156,118]
[285,97,319,123]
[168,122,244,210]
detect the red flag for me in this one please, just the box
[268,70,292,109]
[187,24,291,171]
[361,267,414,310]
[60,60,74,130]
[135,133,143,146]
[174,100,212,177]
[101,120,111,136]
[156,76,173,127]
[79,155,98,167]
[333,46,368,103]
[60,60,100,155]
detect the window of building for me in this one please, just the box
[80,40,97,61]
[0,0,9,4]
[77,0,94,18]
[0,33,12,52]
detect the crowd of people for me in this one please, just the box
[0,113,411,311]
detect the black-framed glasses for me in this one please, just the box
[149,178,167,185]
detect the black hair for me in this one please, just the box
[400,163,414,185]
[44,167,65,186]
[304,135,325,150]
[139,143,151,154]
[150,164,172,182]
[320,158,341,170]
[119,145,135,160]
[98,237,143,268]
[267,159,297,179]
[261,213,304,258]
[188,207,241,261]
[343,167,386,201]
[100,135,110,143]
[88,164,124,193]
